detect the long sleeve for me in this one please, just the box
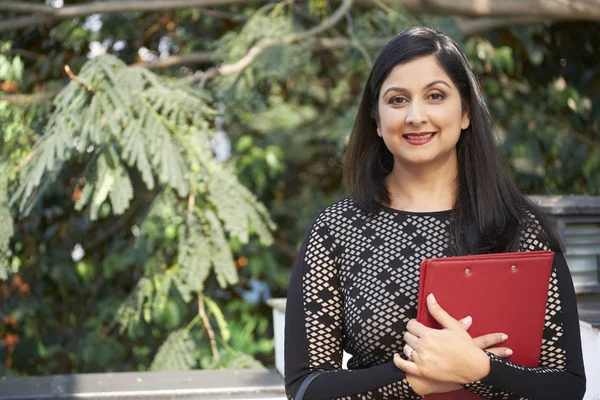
[462,213,586,399]
[284,211,422,400]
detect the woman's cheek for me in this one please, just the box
[381,112,406,134]
[428,104,461,127]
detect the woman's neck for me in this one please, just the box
[385,159,458,213]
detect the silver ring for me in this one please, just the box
[406,348,414,360]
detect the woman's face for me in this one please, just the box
[376,55,470,169]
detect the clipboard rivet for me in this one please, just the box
[511,265,517,271]
[465,268,471,275]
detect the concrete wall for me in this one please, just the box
[582,321,600,400]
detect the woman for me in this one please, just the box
[284,26,586,399]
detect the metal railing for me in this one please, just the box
[529,195,600,293]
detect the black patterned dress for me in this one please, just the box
[284,197,586,399]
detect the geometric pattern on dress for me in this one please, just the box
[323,198,451,370]
[539,269,566,369]
[302,197,450,398]
[303,211,344,370]
[518,212,567,371]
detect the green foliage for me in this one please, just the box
[0,55,23,82]
[114,277,154,336]
[0,179,13,279]
[150,329,196,371]
[0,0,597,378]
[463,26,600,194]
[2,48,275,371]
[11,55,191,213]
[174,214,213,302]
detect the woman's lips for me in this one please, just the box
[403,132,437,145]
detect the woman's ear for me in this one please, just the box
[372,108,383,137]
[461,106,471,131]
[461,113,470,131]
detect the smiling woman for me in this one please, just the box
[375,56,470,206]
[284,26,586,400]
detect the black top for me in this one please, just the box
[284,197,586,399]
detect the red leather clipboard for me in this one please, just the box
[416,250,554,399]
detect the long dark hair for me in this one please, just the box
[343,26,562,255]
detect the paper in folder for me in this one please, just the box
[416,250,554,399]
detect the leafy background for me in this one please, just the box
[0,0,598,375]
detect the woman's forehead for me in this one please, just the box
[382,56,454,91]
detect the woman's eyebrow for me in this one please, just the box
[382,80,452,97]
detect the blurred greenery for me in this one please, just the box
[0,0,598,376]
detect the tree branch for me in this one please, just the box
[4,48,47,61]
[453,16,545,36]
[0,0,260,33]
[0,90,60,104]
[182,0,354,84]
[415,0,600,20]
[138,37,391,70]
[315,36,390,49]
[0,0,257,16]
[198,294,221,364]
[64,65,94,92]
[0,14,56,33]
[0,2,52,14]
[135,52,213,69]
[3,0,600,34]
[0,35,389,104]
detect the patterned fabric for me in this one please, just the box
[322,200,451,370]
[284,197,585,400]
[301,198,446,399]
[519,212,567,371]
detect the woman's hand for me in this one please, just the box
[394,293,507,384]
[402,314,513,361]
[395,313,512,395]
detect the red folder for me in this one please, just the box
[416,250,554,399]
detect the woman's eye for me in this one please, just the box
[429,92,445,100]
[389,96,406,105]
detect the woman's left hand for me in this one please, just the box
[394,293,491,384]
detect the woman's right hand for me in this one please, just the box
[400,316,512,395]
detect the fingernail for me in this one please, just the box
[501,334,508,341]
[393,353,399,359]
[505,349,513,356]
[428,293,436,304]
[464,316,472,325]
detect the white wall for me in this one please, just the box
[581,321,600,400]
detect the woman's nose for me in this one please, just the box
[405,101,428,125]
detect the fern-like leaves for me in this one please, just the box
[7,53,277,370]
[150,329,196,371]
